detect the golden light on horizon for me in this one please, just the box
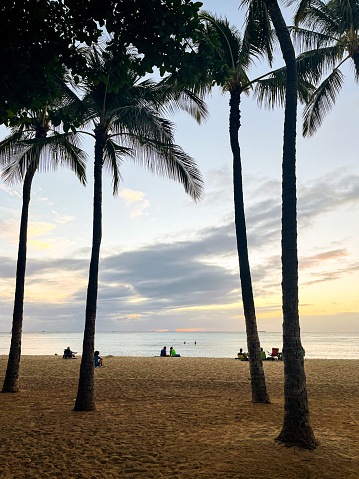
[170,302,241,312]
[176,328,206,332]
[28,240,51,250]
[28,222,56,238]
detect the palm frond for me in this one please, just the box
[200,12,242,72]
[134,78,209,125]
[302,67,345,136]
[103,140,133,194]
[45,133,87,185]
[0,127,26,164]
[296,45,345,84]
[352,52,359,81]
[241,0,275,66]
[294,0,342,36]
[290,26,339,51]
[254,67,287,108]
[334,0,355,32]
[293,0,320,26]
[1,132,87,185]
[130,139,203,201]
[111,105,176,146]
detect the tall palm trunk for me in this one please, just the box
[74,126,104,411]
[230,88,270,403]
[263,0,316,448]
[2,123,48,393]
[2,166,36,393]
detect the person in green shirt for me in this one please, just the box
[170,346,176,357]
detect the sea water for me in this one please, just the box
[0,331,358,359]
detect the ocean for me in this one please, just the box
[0,331,358,359]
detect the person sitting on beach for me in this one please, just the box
[160,346,168,357]
[237,348,248,360]
[94,350,103,368]
[170,347,177,357]
[63,346,76,359]
[261,348,267,361]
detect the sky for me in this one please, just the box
[0,0,358,333]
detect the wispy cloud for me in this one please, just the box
[119,188,150,217]
[0,184,22,198]
[300,249,348,268]
[51,211,75,224]
[28,222,56,238]
[0,170,359,331]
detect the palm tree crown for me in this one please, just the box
[1,110,86,184]
[293,0,359,135]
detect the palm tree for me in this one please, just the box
[292,0,359,136]
[72,51,206,411]
[253,0,317,448]
[198,13,283,404]
[0,108,86,393]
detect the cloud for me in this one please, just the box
[298,170,359,226]
[119,188,150,217]
[28,240,52,251]
[1,170,359,332]
[0,184,22,198]
[0,219,21,243]
[300,249,348,268]
[37,197,54,206]
[51,211,76,224]
[28,222,56,239]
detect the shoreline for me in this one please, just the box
[1,357,358,478]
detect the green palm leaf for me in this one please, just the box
[290,26,339,50]
[129,139,203,201]
[1,132,87,184]
[303,67,345,136]
[103,140,133,194]
[296,45,346,83]
[295,0,342,36]
[241,0,275,66]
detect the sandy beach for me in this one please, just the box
[0,356,358,478]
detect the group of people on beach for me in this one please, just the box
[237,347,285,361]
[160,346,180,357]
[237,346,305,361]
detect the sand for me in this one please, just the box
[0,356,358,479]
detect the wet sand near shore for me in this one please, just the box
[0,356,358,478]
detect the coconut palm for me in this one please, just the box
[291,0,359,136]
[244,0,317,448]
[0,108,86,393]
[198,13,271,404]
[199,12,314,405]
[71,51,206,411]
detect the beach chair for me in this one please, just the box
[268,348,279,360]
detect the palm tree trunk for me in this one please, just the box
[74,128,104,411]
[263,0,317,448]
[2,166,36,393]
[230,88,270,404]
